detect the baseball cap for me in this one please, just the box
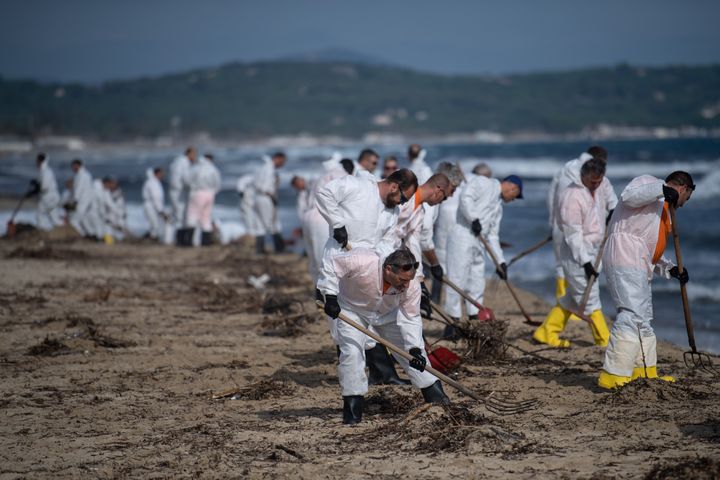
[502,174,523,199]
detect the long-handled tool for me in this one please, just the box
[476,234,540,326]
[426,267,495,321]
[318,301,537,415]
[668,205,718,375]
[6,183,38,238]
[507,234,553,268]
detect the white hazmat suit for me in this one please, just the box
[252,155,281,235]
[599,175,677,386]
[69,166,97,237]
[443,175,505,317]
[319,248,438,396]
[168,154,192,227]
[142,169,166,239]
[185,157,221,232]
[36,159,61,230]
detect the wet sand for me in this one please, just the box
[1,230,719,479]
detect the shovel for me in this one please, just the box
[437,275,496,322]
[476,234,540,326]
[668,204,718,375]
[318,301,538,415]
[507,234,553,268]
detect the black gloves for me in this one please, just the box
[315,288,324,302]
[333,226,348,248]
[496,262,508,280]
[27,179,40,197]
[430,264,443,281]
[324,294,341,318]
[420,282,432,318]
[409,347,427,372]
[471,219,482,236]
[663,185,679,207]
[670,266,689,285]
[605,209,614,226]
[583,262,599,279]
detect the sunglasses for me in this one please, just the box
[399,189,409,205]
[393,262,419,272]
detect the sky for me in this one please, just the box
[1,0,720,83]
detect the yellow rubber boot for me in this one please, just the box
[589,310,610,347]
[103,234,115,245]
[532,305,571,348]
[555,277,567,299]
[631,366,676,383]
[598,370,632,389]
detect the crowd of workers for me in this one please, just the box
[28,143,694,424]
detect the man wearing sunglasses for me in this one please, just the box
[598,171,694,389]
[443,173,524,325]
[381,155,399,179]
[316,168,418,385]
[320,247,450,424]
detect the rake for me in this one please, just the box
[476,234,540,326]
[507,233,553,267]
[318,301,538,415]
[668,205,719,376]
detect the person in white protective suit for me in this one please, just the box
[252,152,286,254]
[185,153,221,246]
[443,174,523,322]
[376,173,453,317]
[381,155,399,179]
[598,171,694,389]
[423,162,465,303]
[407,144,433,185]
[236,173,261,238]
[548,146,617,301]
[68,159,98,238]
[142,167,167,240]
[168,147,197,228]
[92,177,115,243]
[316,168,418,386]
[533,159,612,348]
[301,157,354,283]
[354,148,379,181]
[320,247,450,424]
[108,178,128,241]
[35,153,62,230]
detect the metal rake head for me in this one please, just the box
[482,392,539,415]
[684,350,720,376]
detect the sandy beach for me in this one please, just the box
[1,229,719,479]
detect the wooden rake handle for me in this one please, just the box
[668,204,697,352]
[507,234,553,267]
[316,301,483,401]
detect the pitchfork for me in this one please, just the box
[317,301,538,415]
[668,205,719,376]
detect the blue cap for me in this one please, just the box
[502,175,523,199]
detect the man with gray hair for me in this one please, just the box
[320,247,449,424]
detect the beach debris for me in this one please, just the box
[27,337,72,356]
[459,318,509,361]
[646,456,720,480]
[212,379,295,400]
[260,295,317,337]
[248,273,270,290]
[364,386,418,415]
[6,244,88,260]
[83,287,112,303]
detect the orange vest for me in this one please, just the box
[652,202,671,264]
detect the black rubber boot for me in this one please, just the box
[272,233,285,253]
[176,227,193,247]
[366,344,411,385]
[255,235,265,254]
[421,380,451,405]
[342,395,363,425]
[200,231,213,246]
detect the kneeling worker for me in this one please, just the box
[319,247,449,424]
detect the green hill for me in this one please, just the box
[1,61,719,139]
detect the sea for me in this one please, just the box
[1,138,719,353]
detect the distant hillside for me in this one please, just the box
[1,61,719,139]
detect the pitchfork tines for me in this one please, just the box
[482,392,539,415]
[684,350,720,376]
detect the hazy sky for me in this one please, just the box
[2,0,719,83]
